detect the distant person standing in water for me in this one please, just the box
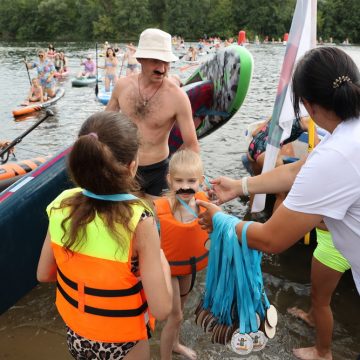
[98,47,118,92]
[124,43,139,76]
[106,28,199,198]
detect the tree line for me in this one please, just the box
[0,0,359,44]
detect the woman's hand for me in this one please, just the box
[196,200,222,232]
[208,176,242,205]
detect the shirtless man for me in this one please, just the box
[124,43,139,76]
[106,28,199,198]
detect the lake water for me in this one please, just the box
[0,42,359,359]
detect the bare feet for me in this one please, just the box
[293,346,332,360]
[173,343,197,360]
[287,307,315,327]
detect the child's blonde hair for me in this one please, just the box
[168,149,203,180]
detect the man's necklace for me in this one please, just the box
[138,75,164,107]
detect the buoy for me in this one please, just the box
[238,30,246,45]
[283,33,289,42]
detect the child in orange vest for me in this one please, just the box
[155,149,209,360]
[37,111,172,360]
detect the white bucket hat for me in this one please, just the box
[135,29,178,62]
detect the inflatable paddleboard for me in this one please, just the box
[97,86,113,105]
[0,148,72,314]
[0,156,47,182]
[168,45,253,152]
[71,76,101,87]
[169,80,214,153]
[54,69,70,78]
[12,88,65,117]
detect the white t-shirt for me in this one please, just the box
[284,117,360,293]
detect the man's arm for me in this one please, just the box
[105,82,120,111]
[175,89,200,153]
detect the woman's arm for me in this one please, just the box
[37,231,57,282]
[211,158,306,204]
[134,216,172,321]
[196,201,322,254]
[236,204,322,253]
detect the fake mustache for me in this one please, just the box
[176,188,196,195]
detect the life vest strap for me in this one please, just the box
[58,267,143,297]
[180,256,197,297]
[57,281,148,317]
[168,251,208,266]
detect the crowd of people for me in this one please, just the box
[33,27,360,360]
[24,45,68,103]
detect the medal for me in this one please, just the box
[230,330,253,355]
[196,309,207,327]
[225,324,237,345]
[211,323,221,344]
[256,312,261,329]
[204,238,211,250]
[250,331,267,351]
[194,299,203,317]
[204,314,217,333]
[266,304,278,328]
[201,311,211,332]
[264,320,276,339]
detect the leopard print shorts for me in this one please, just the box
[66,327,138,360]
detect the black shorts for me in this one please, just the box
[136,158,169,196]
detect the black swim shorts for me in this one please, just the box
[136,158,169,196]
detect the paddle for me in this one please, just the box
[0,109,54,164]
[95,43,99,96]
[24,57,32,85]
[118,52,125,78]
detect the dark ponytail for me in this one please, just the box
[57,111,148,253]
[292,47,360,121]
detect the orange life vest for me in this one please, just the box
[48,188,153,343]
[155,192,209,276]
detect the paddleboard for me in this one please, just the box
[71,76,101,87]
[169,80,214,153]
[0,148,72,314]
[54,69,70,78]
[97,86,113,105]
[168,45,253,152]
[12,88,65,117]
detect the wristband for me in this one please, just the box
[242,177,249,196]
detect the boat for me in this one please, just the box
[12,88,65,117]
[0,148,72,314]
[0,46,253,314]
[71,76,101,87]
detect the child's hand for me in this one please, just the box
[196,200,222,232]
